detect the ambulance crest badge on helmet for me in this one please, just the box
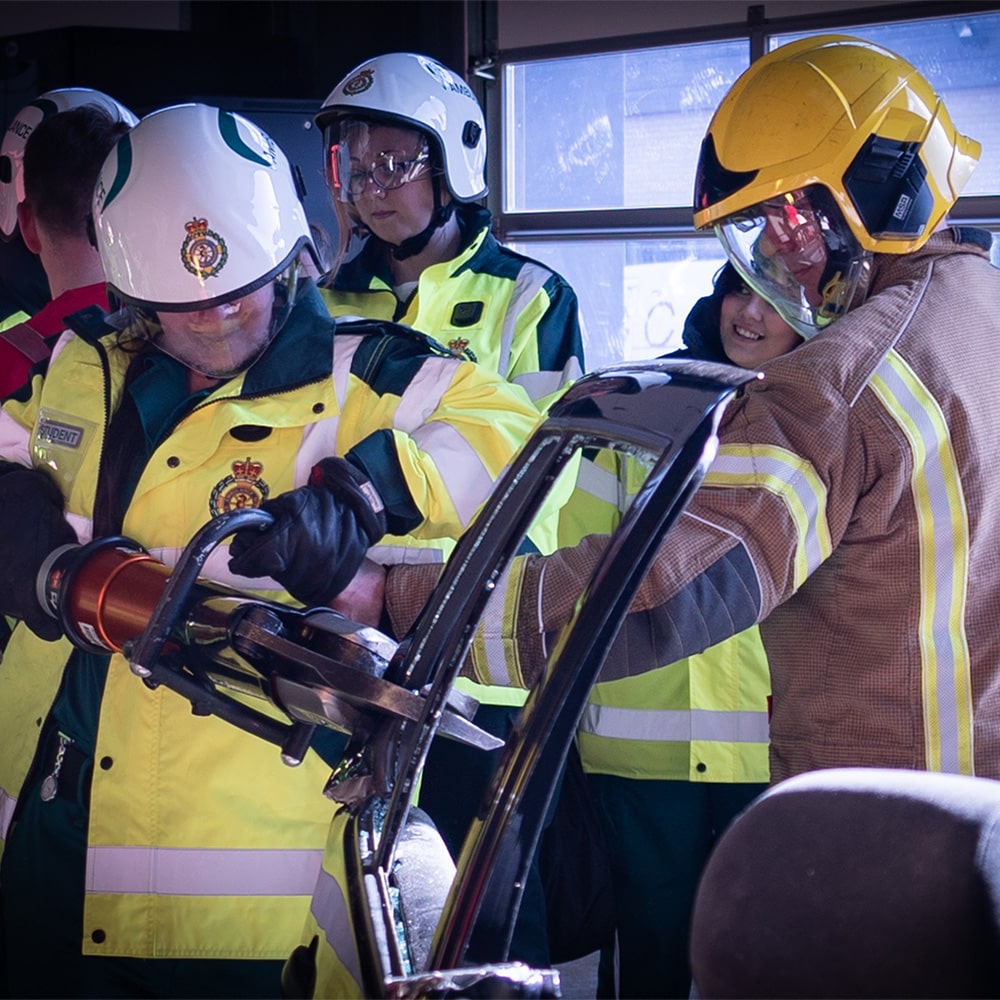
[180,216,229,279]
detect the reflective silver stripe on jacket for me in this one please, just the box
[497,261,552,384]
[514,359,583,405]
[572,455,624,506]
[310,866,364,992]
[85,846,324,896]
[871,350,973,774]
[367,544,447,565]
[0,407,33,465]
[400,355,496,526]
[477,632,513,688]
[0,786,15,841]
[474,562,519,687]
[579,704,770,744]
[705,444,832,589]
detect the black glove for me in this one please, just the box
[228,456,388,606]
[0,464,77,640]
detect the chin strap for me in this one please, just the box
[390,174,456,261]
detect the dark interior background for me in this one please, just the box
[0,0,480,314]
[1,2,472,113]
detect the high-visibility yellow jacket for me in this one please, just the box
[552,449,770,782]
[0,284,543,960]
[321,204,584,706]
[319,205,584,413]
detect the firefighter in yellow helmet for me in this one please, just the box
[693,33,979,333]
[338,34,1000,998]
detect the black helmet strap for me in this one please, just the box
[389,172,455,261]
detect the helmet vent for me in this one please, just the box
[693,134,759,213]
[462,120,482,149]
[891,149,917,179]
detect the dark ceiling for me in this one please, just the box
[0,1,480,318]
[0,1,472,119]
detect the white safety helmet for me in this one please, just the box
[93,102,316,312]
[0,87,138,241]
[315,51,487,202]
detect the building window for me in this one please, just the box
[500,7,1000,367]
[504,40,749,213]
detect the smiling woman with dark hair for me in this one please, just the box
[676,262,802,369]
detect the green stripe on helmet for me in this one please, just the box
[101,133,133,212]
[218,108,271,167]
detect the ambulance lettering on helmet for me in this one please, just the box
[417,56,476,101]
[0,87,137,240]
[8,119,33,141]
[93,177,108,214]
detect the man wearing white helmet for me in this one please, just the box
[0,92,136,664]
[0,88,138,337]
[0,102,543,996]
[0,99,136,400]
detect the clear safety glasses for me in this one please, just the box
[715,185,872,339]
[328,139,431,202]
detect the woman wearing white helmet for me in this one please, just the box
[315,52,586,969]
[0,101,545,998]
[315,51,584,410]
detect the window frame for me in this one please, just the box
[491,0,1000,244]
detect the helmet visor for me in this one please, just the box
[715,185,871,339]
[112,261,302,380]
[325,120,431,203]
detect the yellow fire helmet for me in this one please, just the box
[692,35,981,338]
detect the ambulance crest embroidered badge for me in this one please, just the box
[343,69,374,96]
[209,457,270,516]
[447,337,477,362]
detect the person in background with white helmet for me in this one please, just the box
[338,33,1000,997]
[0,92,136,664]
[0,88,138,337]
[315,51,583,410]
[315,50,585,968]
[0,101,544,997]
[0,100,136,400]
